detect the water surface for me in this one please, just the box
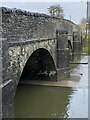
[15,56,88,118]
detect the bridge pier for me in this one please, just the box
[1,39,15,118]
[2,80,15,118]
[56,31,70,81]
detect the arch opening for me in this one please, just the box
[19,48,57,83]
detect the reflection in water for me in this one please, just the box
[15,85,73,118]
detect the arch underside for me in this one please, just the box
[19,48,57,83]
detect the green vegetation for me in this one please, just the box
[79,24,86,30]
[82,35,90,55]
[88,35,90,55]
[48,5,64,18]
[79,20,90,56]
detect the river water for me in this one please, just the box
[14,56,88,118]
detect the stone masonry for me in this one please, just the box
[0,7,82,118]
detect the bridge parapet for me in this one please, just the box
[2,7,80,42]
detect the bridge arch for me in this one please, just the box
[18,48,57,84]
[14,48,57,117]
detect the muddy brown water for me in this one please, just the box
[14,56,88,118]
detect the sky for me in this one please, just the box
[0,0,87,24]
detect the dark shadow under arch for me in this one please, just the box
[19,48,57,82]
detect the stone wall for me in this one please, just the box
[2,7,80,42]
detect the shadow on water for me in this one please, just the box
[15,85,73,118]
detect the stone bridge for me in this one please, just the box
[0,7,82,118]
